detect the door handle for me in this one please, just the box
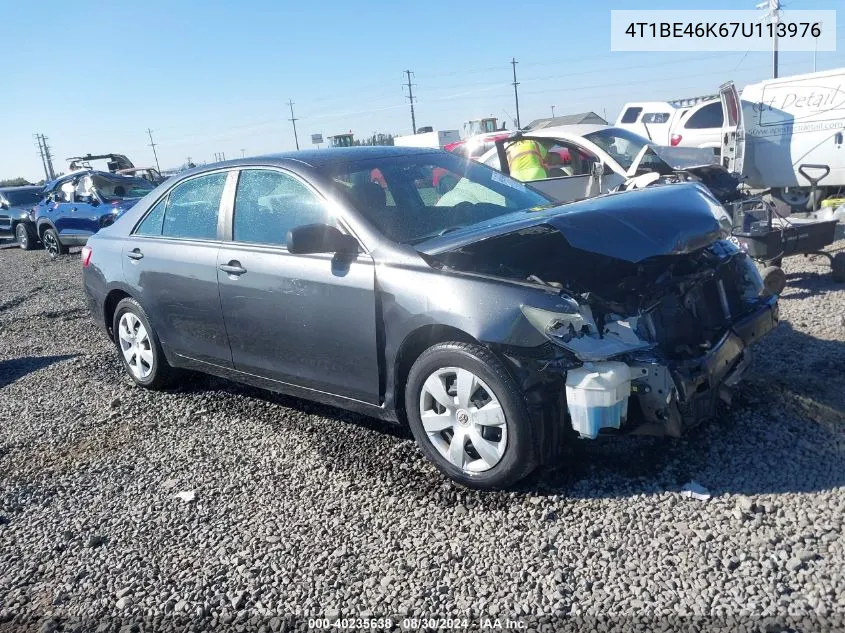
[71,207,77,212]
[126,249,144,260]
[219,262,247,276]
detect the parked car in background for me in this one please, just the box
[478,125,740,206]
[616,99,724,153]
[116,167,167,185]
[669,100,724,152]
[82,147,777,489]
[0,185,43,249]
[33,171,156,258]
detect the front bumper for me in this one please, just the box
[632,295,779,435]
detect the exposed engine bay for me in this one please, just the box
[430,226,777,439]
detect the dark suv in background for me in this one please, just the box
[0,185,43,249]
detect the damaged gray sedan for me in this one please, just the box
[82,148,778,489]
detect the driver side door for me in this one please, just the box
[217,167,380,404]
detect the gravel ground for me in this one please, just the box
[0,240,843,632]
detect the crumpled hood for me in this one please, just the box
[417,182,727,264]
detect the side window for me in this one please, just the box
[135,198,167,236]
[684,102,724,129]
[233,169,331,247]
[620,107,642,124]
[161,172,227,240]
[642,112,670,124]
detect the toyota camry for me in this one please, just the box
[82,147,778,489]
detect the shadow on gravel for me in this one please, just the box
[161,325,844,504]
[0,355,78,389]
[779,268,844,300]
[174,372,412,442]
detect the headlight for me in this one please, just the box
[521,304,595,342]
[521,303,652,361]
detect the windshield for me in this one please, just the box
[317,153,551,245]
[582,128,650,171]
[92,175,156,201]
[2,188,41,206]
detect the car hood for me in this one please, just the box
[416,182,726,264]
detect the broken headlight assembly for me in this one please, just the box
[520,303,652,362]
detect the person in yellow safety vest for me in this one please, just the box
[505,139,548,182]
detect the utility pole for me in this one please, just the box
[551,105,556,117]
[34,134,50,182]
[240,149,245,158]
[511,58,521,129]
[146,128,161,173]
[403,70,417,134]
[287,100,300,150]
[758,0,781,78]
[41,135,56,180]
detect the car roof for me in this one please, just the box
[201,146,444,171]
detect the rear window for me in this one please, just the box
[642,112,670,124]
[620,107,643,124]
[684,102,724,129]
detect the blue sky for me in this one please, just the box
[1,0,842,181]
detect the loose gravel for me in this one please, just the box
[0,240,844,632]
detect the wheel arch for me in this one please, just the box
[391,324,479,425]
[103,288,134,338]
[36,218,56,239]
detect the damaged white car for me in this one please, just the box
[479,124,743,207]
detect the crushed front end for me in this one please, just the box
[421,183,780,443]
[513,239,778,439]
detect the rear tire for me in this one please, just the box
[15,223,35,250]
[404,342,537,489]
[42,228,67,259]
[112,297,175,389]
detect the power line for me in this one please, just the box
[146,128,161,173]
[403,70,417,134]
[511,57,521,129]
[287,99,300,150]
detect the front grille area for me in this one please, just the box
[642,262,748,359]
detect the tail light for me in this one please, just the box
[670,134,683,146]
[81,245,93,268]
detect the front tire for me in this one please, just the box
[404,342,537,489]
[112,298,175,389]
[15,223,35,250]
[42,228,67,259]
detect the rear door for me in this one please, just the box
[217,167,380,403]
[122,170,234,368]
[719,81,745,174]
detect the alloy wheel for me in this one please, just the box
[43,231,59,257]
[418,366,507,473]
[118,312,154,380]
[16,225,28,249]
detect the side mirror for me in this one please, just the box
[0,200,8,210]
[287,223,358,256]
[89,197,100,207]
